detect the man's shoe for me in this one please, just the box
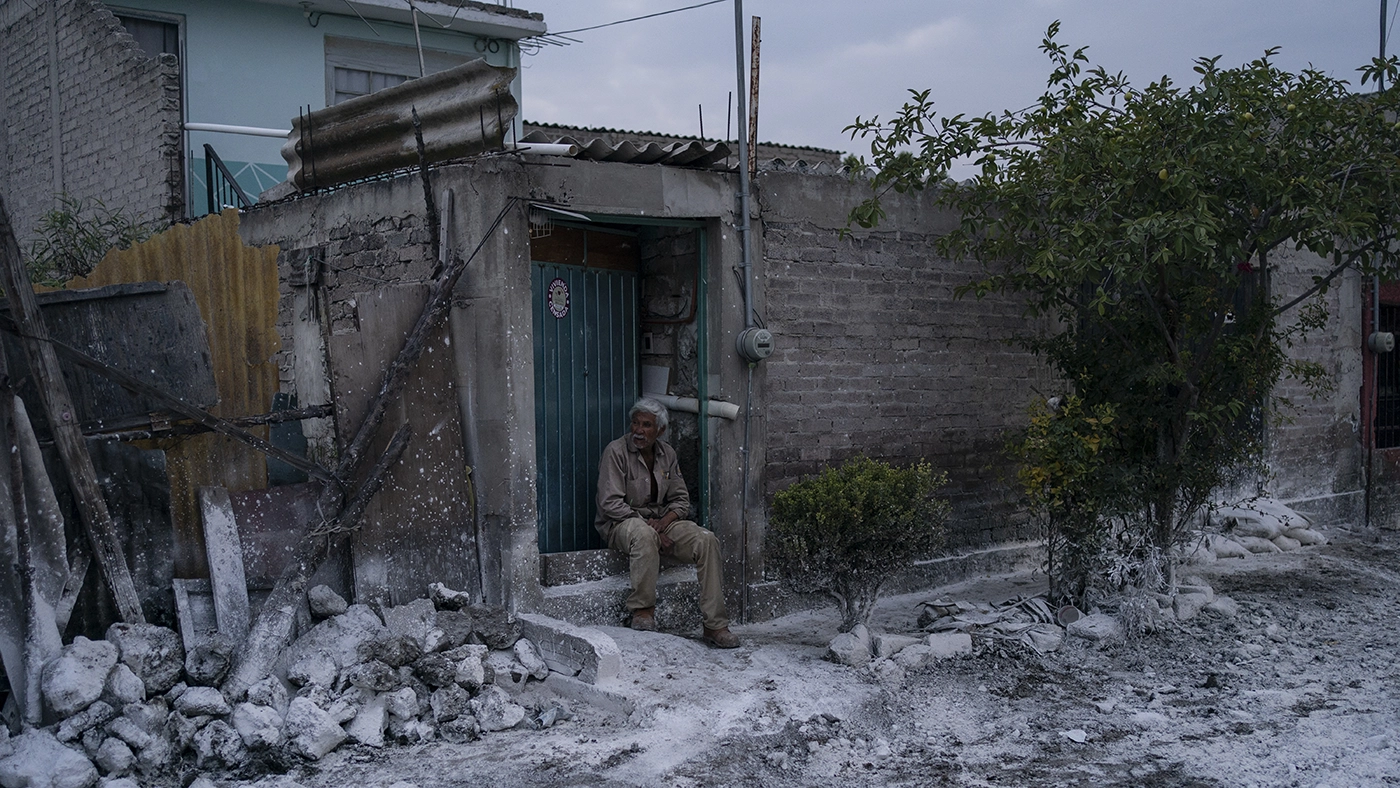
[629,607,657,631]
[702,626,740,649]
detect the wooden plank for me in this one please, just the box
[328,284,476,605]
[199,486,250,642]
[172,578,217,653]
[0,195,144,623]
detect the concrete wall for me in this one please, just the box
[0,0,183,246]
[756,170,1051,551]
[1265,247,1366,524]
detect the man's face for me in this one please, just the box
[630,411,663,452]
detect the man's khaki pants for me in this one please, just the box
[605,517,728,630]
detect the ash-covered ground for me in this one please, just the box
[250,523,1400,788]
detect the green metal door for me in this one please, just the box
[532,261,638,553]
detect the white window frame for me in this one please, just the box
[324,35,475,106]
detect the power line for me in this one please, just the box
[534,0,727,39]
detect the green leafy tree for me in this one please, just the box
[847,23,1400,594]
[768,456,949,632]
[25,195,155,287]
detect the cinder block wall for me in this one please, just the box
[756,170,1053,549]
[0,0,183,245]
[1265,247,1365,524]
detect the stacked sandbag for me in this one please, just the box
[1208,497,1329,558]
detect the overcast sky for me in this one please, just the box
[511,1,1389,162]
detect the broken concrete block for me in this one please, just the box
[892,644,932,670]
[872,633,921,660]
[1067,613,1122,642]
[429,582,472,611]
[381,599,437,651]
[513,638,550,681]
[43,636,119,718]
[102,664,145,708]
[324,695,359,726]
[283,697,346,760]
[232,702,284,750]
[122,698,165,738]
[246,676,290,715]
[387,717,436,745]
[433,610,473,652]
[0,729,99,788]
[383,687,419,721]
[1173,593,1210,622]
[105,624,184,696]
[288,649,340,689]
[281,604,389,675]
[411,654,457,687]
[184,639,234,687]
[103,779,141,788]
[430,685,470,723]
[467,604,520,650]
[307,585,348,619]
[93,736,134,776]
[445,644,487,689]
[438,715,480,743]
[345,660,399,692]
[469,686,525,732]
[174,686,230,717]
[192,720,246,770]
[827,632,872,667]
[346,694,388,748]
[1205,595,1240,618]
[79,729,104,760]
[104,716,153,751]
[134,732,173,776]
[517,614,620,684]
[1284,526,1327,546]
[168,712,202,752]
[55,701,117,743]
[925,632,974,658]
[484,652,528,693]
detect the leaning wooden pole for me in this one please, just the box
[0,195,144,623]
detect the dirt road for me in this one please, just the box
[284,524,1400,788]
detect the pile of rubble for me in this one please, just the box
[0,586,579,787]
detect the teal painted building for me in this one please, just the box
[104,0,541,215]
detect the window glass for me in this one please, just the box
[117,15,179,59]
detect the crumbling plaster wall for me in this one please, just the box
[756,171,1053,551]
[1265,247,1366,524]
[0,0,183,244]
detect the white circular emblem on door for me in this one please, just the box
[547,278,570,318]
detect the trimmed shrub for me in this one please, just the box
[768,455,949,632]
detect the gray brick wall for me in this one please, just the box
[758,172,1053,549]
[1,0,183,247]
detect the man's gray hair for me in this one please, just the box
[630,397,669,433]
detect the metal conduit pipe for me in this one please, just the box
[733,0,756,622]
[647,393,741,421]
[185,122,290,138]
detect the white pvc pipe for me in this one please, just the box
[649,393,740,421]
[510,142,579,156]
[185,122,290,139]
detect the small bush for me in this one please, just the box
[768,455,950,632]
[25,195,155,286]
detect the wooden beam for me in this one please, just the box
[0,195,144,623]
[199,486,250,642]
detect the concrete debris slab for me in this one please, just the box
[1067,614,1123,642]
[513,638,550,681]
[872,633,922,660]
[384,687,419,721]
[101,664,145,707]
[1173,593,1211,622]
[345,660,399,693]
[55,701,116,743]
[827,631,871,667]
[444,644,488,689]
[468,604,522,651]
[307,585,348,619]
[346,694,388,748]
[360,635,423,669]
[892,644,932,670]
[184,639,234,687]
[1205,595,1240,617]
[246,676,289,714]
[280,604,388,676]
[430,685,470,723]
[484,652,529,693]
[433,610,474,652]
[517,613,620,684]
[0,729,98,788]
[192,720,246,770]
[429,583,472,611]
[173,686,230,717]
[381,599,437,652]
[287,649,339,689]
[412,654,457,688]
[93,736,134,776]
[43,637,119,718]
[103,716,152,751]
[470,686,526,732]
[283,697,346,760]
[926,632,974,658]
[232,702,284,749]
[104,624,184,696]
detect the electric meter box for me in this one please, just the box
[736,327,774,362]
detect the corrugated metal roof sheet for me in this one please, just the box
[518,129,732,169]
[283,59,518,191]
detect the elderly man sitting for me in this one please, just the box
[594,398,739,648]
